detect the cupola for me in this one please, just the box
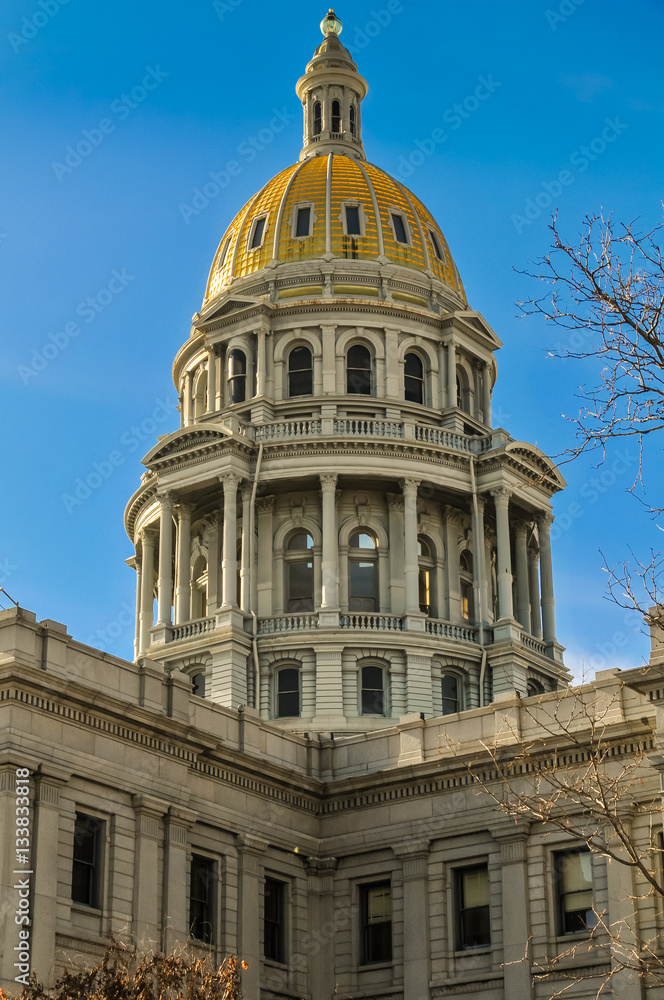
[296,9,369,161]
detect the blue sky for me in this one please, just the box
[1,0,662,677]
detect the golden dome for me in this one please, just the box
[204,154,465,304]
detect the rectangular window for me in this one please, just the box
[250,216,267,249]
[295,206,311,238]
[455,865,490,949]
[71,813,102,908]
[344,204,362,236]
[264,877,286,963]
[442,674,460,715]
[391,212,409,244]
[190,854,215,943]
[555,849,596,935]
[360,665,384,716]
[429,228,445,261]
[361,882,392,964]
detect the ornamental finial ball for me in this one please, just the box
[320,8,343,35]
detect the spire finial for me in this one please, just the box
[320,9,342,35]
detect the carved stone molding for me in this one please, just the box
[256,495,276,513]
[402,477,420,499]
[491,487,511,506]
[386,493,404,513]
[320,474,338,493]
[221,472,242,494]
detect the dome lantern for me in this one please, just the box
[296,9,368,161]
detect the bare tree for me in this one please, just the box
[5,941,246,1000]
[449,685,664,998]
[520,211,664,625]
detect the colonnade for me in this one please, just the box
[134,476,557,656]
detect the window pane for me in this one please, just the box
[429,228,445,260]
[347,344,372,394]
[295,207,311,237]
[251,217,266,249]
[72,814,102,908]
[228,349,246,376]
[264,879,286,962]
[362,883,392,963]
[391,213,408,243]
[288,530,313,551]
[350,562,377,601]
[277,668,300,717]
[190,855,214,943]
[556,849,596,935]
[350,104,356,134]
[313,102,322,136]
[404,353,423,378]
[345,205,361,235]
[456,867,490,949]
[419,568,430,615]
[442,674,459,714]
[361,666,384,715]
[192,673,206,697]
[288,346,313,396]
[331,99,341,132]
[288,560,314,612]
[349,531,376,549]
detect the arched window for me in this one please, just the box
[228,349,247,404]
[276,667,300,717]
[347,344,372,395]
[192,673,206,697]
[313,101,322,136]
[285,531,314,612]
[349,104,356,135]
[527,678,545,697]
[456,366,470,413]
[456,373,462,409]
[331,99,341,133]
[404,353,425,405]
[288,346,313,397]
[459,550,474,623]
[360,665,385,716]
[418,537,434,616]
[442,673,461,715]
[191,555,207,620]
[194,370,208,419]
[348,531,378,611]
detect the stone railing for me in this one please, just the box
[520,632,548,656]
[171,617,216,641]
[257,614,319,635]
[340,613,404,631]
[255,419,322,441]
[425,618,477,643]
[334,418,404,438]
[414,425,491,453]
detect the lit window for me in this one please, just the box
[276,668,300,718]
[250,216,267,249]
[227,348,247,405]
[442,674,460,715]
[360,665,385,716]
[331,98,341,133]
[455,865,490,949]
[344,204,362,236]
[264,878,286,963]
[349,531,378,612]
[555,849,596,936]
[313,101,322,136]
[288,346,313,396]
[72,813,102,908]
[346,344,372,395]
[190,855,215,943]
[294,206,312,238]
[286,530,314,612]
[361,883,392,964]
[429,228,445,261]
[460,550,474,623]
[404,353,425,405]
[391,212,409,244]
[418,536,434,615]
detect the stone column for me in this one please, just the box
[221,473,241,608]
[139,528,157,653]
[515,522,531,632]
[256,328,267,397]
[604,818,643,1000]
[240,486,252,612]
[162,805,197,954]
[207,347,217,413]
[131,794,168,950]
[492,489,514,621]
[320,475,339,616]
[528,548,542,638]
[403,479,421,615]
[472,496,488,625]
[174,504,193,625]
[235,834,268,1000]
[496,830,533,1000]
[31,771,69,985]
[127,555,141,660]
[207,511,222,613]
[257,496,276,618]
[538,513,556,643]
[313,646,346,728]
[182,372,192,427]
[304,858,339,1000]
[446,341,457,409]
[386,494,405,615]
[443,506,461,620]
[156,492,174,626]
[482,361,492,426]
[321,324,337,394]
[394,841,431,1000]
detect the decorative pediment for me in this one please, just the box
[504,441,567,491]
[142,425,235,469]
[197,294,266,328]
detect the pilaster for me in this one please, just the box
[162,805,197,953]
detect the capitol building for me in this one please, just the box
[1,11,663,1000]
